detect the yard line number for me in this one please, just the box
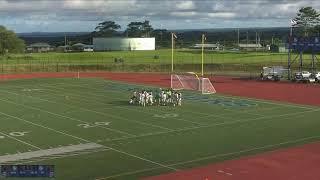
[77,122,111,129]
[0,131,31,139]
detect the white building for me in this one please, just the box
[93,37,155,51]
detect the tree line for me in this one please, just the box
[0,26,25,55]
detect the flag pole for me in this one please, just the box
[171,33,174,73]
[201,34,205,77]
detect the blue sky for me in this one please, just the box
[0,0,319,33]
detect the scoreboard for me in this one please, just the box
[286,36,320,52]
[0,165,54,178]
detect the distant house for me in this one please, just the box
[26,43,52,53]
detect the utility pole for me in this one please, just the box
[237,28,240,48]
[64,34,67,52]
[255,31,258,51]
[246,31,249,46]
[201,34,205,77]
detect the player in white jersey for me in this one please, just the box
[147,91,153,105]
[177,92,182,106]
[173,91,179,107]
[161,90,167,105]
[140,92,146,107]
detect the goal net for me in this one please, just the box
[171,72,216,94]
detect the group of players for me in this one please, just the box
[129,88,182,107]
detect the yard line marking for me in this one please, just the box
[0,97,136,138]
[46,81,278,120]
[94,134,320,180]
[10,148,111,165]
[17,80,208,126]
[61,82,233,122]
[3,81,212,126]
[0,88,173,132]
[214,93,319,110]
[1,85,318,145]
[37,83,206,126]
[0,111,90,143]
[0,108,178,172]
[98,108,319,143]
[0,131,41,150]
[0,143,104,163]
[87,79,320,111]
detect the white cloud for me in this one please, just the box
[1,0,320,32]
[176,1,195,10]
[208,12,236,18]
[170,11,197,17]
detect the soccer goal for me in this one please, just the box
[171,72,216,94]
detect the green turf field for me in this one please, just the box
[0,77,320,180]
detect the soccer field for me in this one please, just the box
[0,77,320,180]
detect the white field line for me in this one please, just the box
[1,84,318,145]
[2,81,319,173]
[0,111,91,143]
[5,81,258,123]
[239,106,282,113]
[35,83,206,126]
[0,96,135,137]
[70,78,319,111]
[0,107,178,172]
[15,148,111,165]
[0,143,103,163]
[95,134,320,180]
[0,89,173,132]
[214,93,319,110]
[99,107,319,143]
[41,82,255,122]
[0,131,42,150]
[101,79,320,111]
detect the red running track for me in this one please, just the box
[143,142,320,180]
[1,72,319,106]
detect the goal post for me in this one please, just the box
[200,78,217,94]
[171,72,216,94]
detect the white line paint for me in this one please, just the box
[0,88,173,132]
[0,143,103,163]
[0,111,91,143]
[0,97,135,137]
[0,131,41,150]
